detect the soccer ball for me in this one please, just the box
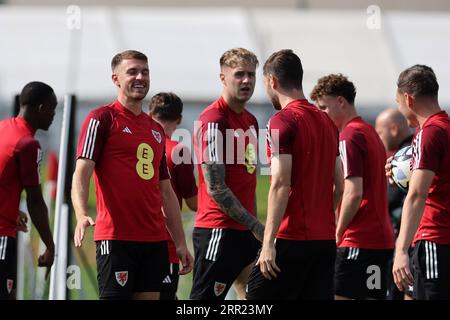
[391,146,413,193]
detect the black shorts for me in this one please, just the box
[96,240,169,299]
[246,239,336,300]
[413,240,450,300]
[160,263,180,300]
[335,247,393,300]
[0,236,16,300]
[190,228,260,300]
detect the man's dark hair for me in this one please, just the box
[19,81,54,108]
[397,64,439,98]
[263,49,303,90]
[111,50,148,71]
[149,92,183,122]
[310,73,356,104]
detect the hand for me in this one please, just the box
[176,245,194,275]
[385,156,394,185]
[256,243,280,280]
[336,230,343,245]
[392,250,414,291]
[38,246,55,280]
[74,216,95,247]
[16,211,29,233]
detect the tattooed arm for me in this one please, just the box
[201,163,264,241]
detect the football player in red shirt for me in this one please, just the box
[391,65,450,299]
[149,92,197,300]
[311,74,395,300]
[71,50,193,300]
[246,49,343,300]
[190,48,264,300]
[0,81,56,299]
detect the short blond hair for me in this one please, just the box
[220,48,259,69]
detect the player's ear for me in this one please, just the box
[37,103,43,112]
[269,74,278,89]
[219,72,225,84]
[405,93,415,110]
[337,96,346,108]
[177,116,182,125]
[112,73,120,87]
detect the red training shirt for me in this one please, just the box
[194,96,258,230]
[338,117,395,249]
[412,111,450,244]
[0,117,42,238]
[76,100,170,242]
[267,99,339,241]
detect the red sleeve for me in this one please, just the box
[339,127,365,178]
[173,146,198,198]
[17,137,42,187]
[159,142,170,181]
[413,126,448,172]
[267,112,296,155]
[194,111,227,164]
[76,108,112,162]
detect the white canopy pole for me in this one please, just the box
[49,95,72,300]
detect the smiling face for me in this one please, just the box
[220,63,256,104]
[112,58,150,102]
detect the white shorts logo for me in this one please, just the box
[115,271,128,287]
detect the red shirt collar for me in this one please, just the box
[422,111,448,128]
[113,99,145,118]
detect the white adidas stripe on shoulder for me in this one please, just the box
[82,118,100,159]
[207,122,219,162]
[413,130,423,170]
[339,140,348,178]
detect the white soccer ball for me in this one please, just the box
[391,146,413,193]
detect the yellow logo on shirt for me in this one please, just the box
[136,143,154,180]
[245,143,256,174]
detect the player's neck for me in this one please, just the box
[17,110,38,131]
[117,95,143,116]
[161,122,176,138]
[279,90,306,109]
[416,102,442,127]
[222,94,246,114]
[340,107,359,130]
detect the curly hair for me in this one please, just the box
[310,73,356,104]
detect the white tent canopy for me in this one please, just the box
[1,6,450,107]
